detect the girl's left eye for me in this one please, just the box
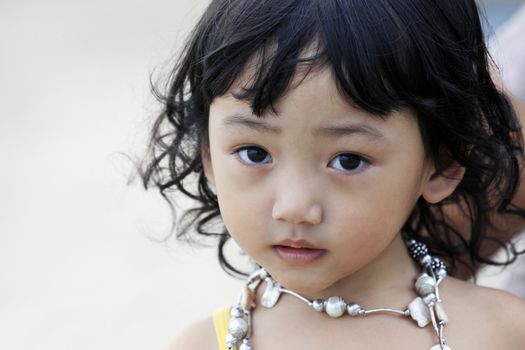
[235,146,272,165]
[328,153,367,173]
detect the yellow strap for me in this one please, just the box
[213,305,232,350]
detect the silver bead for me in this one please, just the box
[312,299,324,312]
[430,345,452,350]
[325,296,347,318]
[415,273,436,296]
[346,302,363,316]
[436,268,447,279]
[423,292,437,306]
[260,268,269,279]
[225,333,238,347]
[239,339,252,350]
[419,254,432,267]
[228,317,249,338]
[231,306,244,318]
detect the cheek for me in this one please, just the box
[328,163,424,252]
[214,171,271,249]
[326,193,413,275]
[331,198,403,246]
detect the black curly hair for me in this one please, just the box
[139,0,525,279]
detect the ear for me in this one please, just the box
[201,147,215,186]
[421,158,465,204]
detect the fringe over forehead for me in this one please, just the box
[187,0,484,118]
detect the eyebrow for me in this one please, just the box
[221,114,385,140]
[222,114,281,133]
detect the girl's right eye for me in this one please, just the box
[235,146,272,165]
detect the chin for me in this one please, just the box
[269,268,336,295]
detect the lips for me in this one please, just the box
[277,239,320,249]
[273,239,326,264]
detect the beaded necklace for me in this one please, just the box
[225,239,452,350]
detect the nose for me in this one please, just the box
[271,179,323,225]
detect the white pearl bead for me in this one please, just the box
[231,306,243,318]
[415,273,436,296]
[325,296,347,318]
[228,318,248,338]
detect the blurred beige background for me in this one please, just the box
[0,1,242,349]
[0,1,523,349]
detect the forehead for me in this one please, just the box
[214,67,347,118]
[210,68,418,143]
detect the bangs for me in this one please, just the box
[196,0,475,117]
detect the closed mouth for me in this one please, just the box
[273,245,327,264]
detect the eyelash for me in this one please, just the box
[233,146,369,173]
[328,153,368,173]
[234,146,272,166]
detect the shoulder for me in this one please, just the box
[163,315,217,350]
[475,285,525,349]
[441,277,525,349]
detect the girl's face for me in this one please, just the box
[204,68,435,294]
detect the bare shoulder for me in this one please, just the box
[441,277,525,349]
[163,316,217,350]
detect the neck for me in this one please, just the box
[231,237,450,350]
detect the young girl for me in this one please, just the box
[141,0,525,349]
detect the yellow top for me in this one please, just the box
[213,305,232,350]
